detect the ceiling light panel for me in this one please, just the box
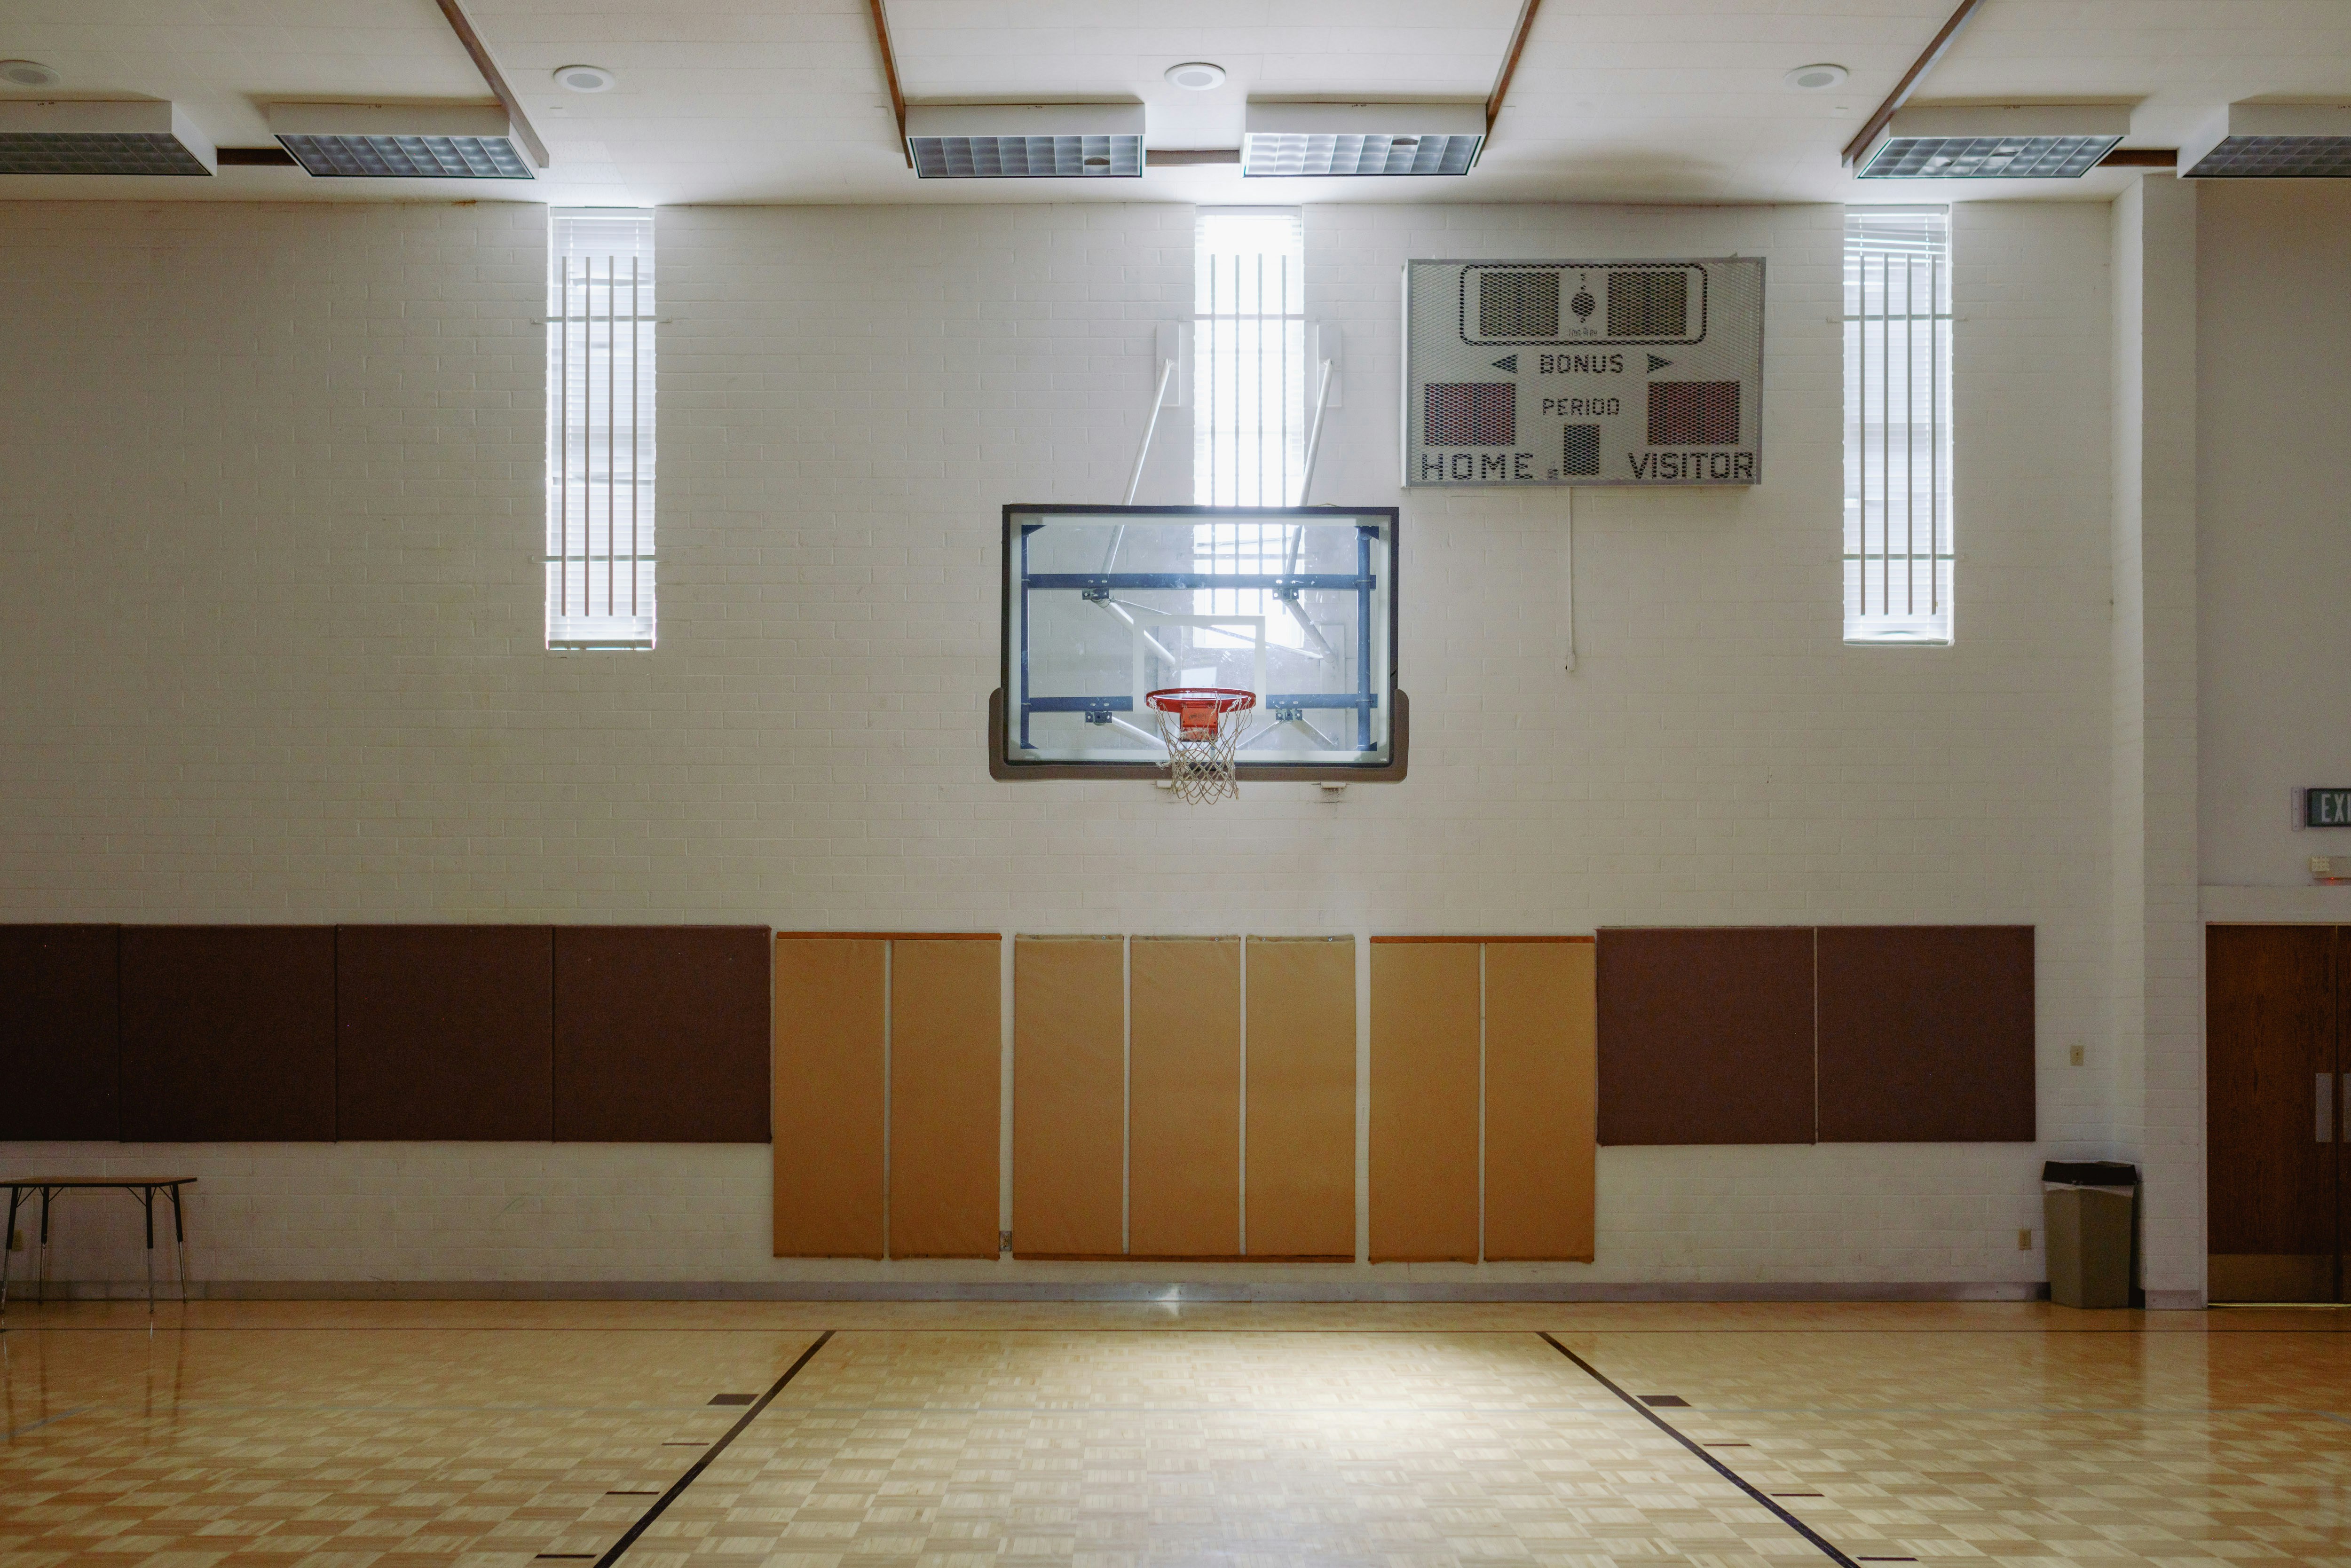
[1857,106,2128,180]
[0,100,214,176]
[2182,102,2351,178]
[1241,103,1484,178]
[904,105,1144,179]
[267,103,530,179]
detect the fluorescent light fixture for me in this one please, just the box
[1855,105,2128,179]
[904,104,1144,178]
[2180,102,2351,178]
[268,102,531,179]
[0,100,214,175]
[1241,102,1483,176]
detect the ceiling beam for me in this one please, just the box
[1840,0,1990,167]
[1484,0,1542,144]
[869,0,913,169]
[431,0,549,169]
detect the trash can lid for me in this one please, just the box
[2042,1159,2138,1187]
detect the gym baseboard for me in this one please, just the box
[18,1278,2061,1304]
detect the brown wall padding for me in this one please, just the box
[890,937,1003,1258]
[1816,926,2035,1142]
[0,925,121,1141]
[336,926,553,1141]
[1484,941,1597,1261]
[1368,942,1480,1261]
[772,938,887,1258]
[553,926,771,1143]
[1245,936,1356,1258]
[1012,938,1125,1257]
[121,926,337,1142]
[1597,927,1815,1145]
[1129,937,1241,1258]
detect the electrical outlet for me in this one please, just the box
[2018,1228,2034,1250]
[999,1230,1013,1254]
[2068,1043,2085,1067]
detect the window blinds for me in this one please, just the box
[547,208,656,650]
[1194,207,1306,507]
[1844,207,1954,645]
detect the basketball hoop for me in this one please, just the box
[1144,687,1256,804]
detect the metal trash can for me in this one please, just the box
[2042,1160,2138,1309]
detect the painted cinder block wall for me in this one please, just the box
[0,192,2195,1294]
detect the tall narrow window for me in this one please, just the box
[1194,207,1305,506]
[1844,207,1953,644]
[548,208,655,650]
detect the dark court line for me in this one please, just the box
[1540,1332,1862,1568]
[593,1330,832,1568]
[2,1406,91,1439]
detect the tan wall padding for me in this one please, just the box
[1013,937,1126,1257]
[1245,936,1356,1258]
[1483,941,1597,1261]
[772,938,887,1258]
[889,937,1003,1258]
[1368,942,1481,1261]
[1129,937,1241,1258]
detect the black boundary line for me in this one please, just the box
[592,1330,833,1568]
[1539,1332,1861,1568]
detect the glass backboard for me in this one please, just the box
[997,505,1400,780]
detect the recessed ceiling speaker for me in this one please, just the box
[1241,102,1484,177]
[268,102,532,178]
[554,64,615,94]
[2180,102,2351,178]
[1783,64,1848,91]
[0,59,62,88]
[0,99,215,175]
[1855,105,2129,179]
[904,104,1144,178]
[1165,63,1226,91]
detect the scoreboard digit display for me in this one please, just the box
[1404,257,1766,488]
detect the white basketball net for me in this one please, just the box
[1149,691,1254,804]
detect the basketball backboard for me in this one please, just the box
[994,505,1403,782]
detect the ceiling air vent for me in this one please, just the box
[0,100,215,176]
[1242,103,1484,177]
[2181,102,2351,178]
[268,103,531,179]
[1856,106,2128,180]
[904,105,1144,179]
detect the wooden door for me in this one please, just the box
[2206,925,2338,1301]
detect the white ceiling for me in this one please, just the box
[0,0,2347,206]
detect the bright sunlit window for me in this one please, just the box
[547,208,656,651]
[1844,206,1953,645]
[1194,207,1305,507]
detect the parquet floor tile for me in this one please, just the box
[4,1304,2348,1568]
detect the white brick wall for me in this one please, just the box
[0,197,2132,1291]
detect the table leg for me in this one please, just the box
[140,1187,156,1315]
[37,1188,54,1307]
[171,1185,189,1304]
[1,1187,21,1320]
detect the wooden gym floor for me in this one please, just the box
[1,1301,2346,1568]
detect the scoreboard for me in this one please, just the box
[1404,257,1765,487]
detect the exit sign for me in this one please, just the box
[2310,789,2351,827]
